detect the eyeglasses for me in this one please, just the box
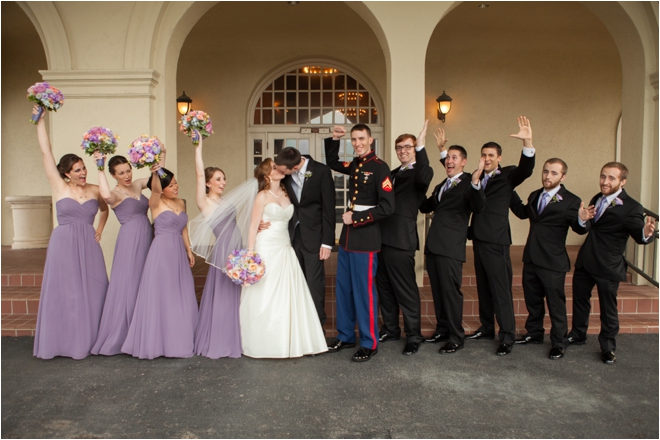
[395,145,414,152]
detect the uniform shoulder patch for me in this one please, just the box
[382,176,393,192]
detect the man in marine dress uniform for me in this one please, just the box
[567,162,656,364]
[466,116,535,356]
[509,158,591,360]
[376,121,434,356]
[325,124,395,362]
[420,133,486,354]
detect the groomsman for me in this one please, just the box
[420,132,486,354]
[509,158,590,359]
[325,124,395,362]
[466,116,536,356]
[273,147,335,327]
[567,162,656,364]
[376,121,434,355]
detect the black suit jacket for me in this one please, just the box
[380,148,434,252]
[420,174,486,262]
[510,185,587,272]
[575,189,648,281]
[468,151,535,245]
[283,155,335,253]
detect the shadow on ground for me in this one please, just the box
[2,335,658,438]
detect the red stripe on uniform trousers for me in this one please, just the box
[368,251,376,349]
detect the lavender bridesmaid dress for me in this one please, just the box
[33,198,108,360]
[91,195,152,355]
[194,212,242,358]
[121,210,198,359]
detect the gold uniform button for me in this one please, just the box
[360,218,364,221]
[352,197,356,201]
[359,164,363,168]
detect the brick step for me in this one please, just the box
[4,282,657,336]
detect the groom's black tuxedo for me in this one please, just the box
[283,155,335,325]
[510,184,586,347]
[376,147,433,343]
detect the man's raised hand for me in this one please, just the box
[434,128,447,153]
[644,216,656,239]
[332,125,346,140]
[416,120,429,148]
[509,116,533,148]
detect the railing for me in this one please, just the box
[624,208,659,287]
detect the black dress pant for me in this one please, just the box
[426,253,465,345]
[473,240,516,345]
[376,244,423,343]
[522,263,569,348]
[569,267,620,352]
[292,227,327,327]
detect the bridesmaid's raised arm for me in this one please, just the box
[194,138,209,212]
[93,151,119,206]
[33,105,66,193]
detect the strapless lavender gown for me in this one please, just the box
[194,211,242,358]
[33,198,108,360]
[121,210,198,359]
[92,195,153,355]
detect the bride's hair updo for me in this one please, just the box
[254,158,286,194]
[56,154,84,179]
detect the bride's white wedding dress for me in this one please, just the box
[240,203,328,358]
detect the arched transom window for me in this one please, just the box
[252,66,378,126]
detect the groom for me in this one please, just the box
[272,147,336,327]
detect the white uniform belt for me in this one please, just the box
[351,204,376,211]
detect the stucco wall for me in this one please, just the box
[425,2,623,245]
[1,2,50,246]
[174,1,387,218]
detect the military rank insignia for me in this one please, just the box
[382,176,393,192]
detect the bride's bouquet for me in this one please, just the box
[81,127,119,170]
[127,135,166,177]
[27,82,65,124]
[224,249,265,287]
[179,110,213,146]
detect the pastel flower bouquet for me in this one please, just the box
[179,110,213,146]
[27,82,65,124]
[127,135,166,177]
[81,127,119,170]
[224,249,266,287]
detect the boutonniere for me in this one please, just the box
[450,179,459,188]
[304,171,313,180]
[492,169,501,177]
[550,194,563,204]
[609,197,623,208]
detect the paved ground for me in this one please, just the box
[2,335,658,439]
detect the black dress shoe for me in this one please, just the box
[424,333,448,343]
[601,350,616,365]
[327,338,356,352]
[465,331,495,341]
[496,343,512,356]
[378,332,400,343]
[515,334,544,345]
[402,342,420,355]
[567,335,586,345]
[548,345,565,359]
[351,347,378,362]
[439,342,463,354]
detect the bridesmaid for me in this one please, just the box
[121,166,199,359]
[31,105,109,360]
[90,145,166,355]
[192,137,242,358]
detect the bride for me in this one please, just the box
[240,158,328,358]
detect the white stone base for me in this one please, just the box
[6,196,53,249]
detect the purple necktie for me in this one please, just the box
[594,197,608,222]
[538,192,550,214]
